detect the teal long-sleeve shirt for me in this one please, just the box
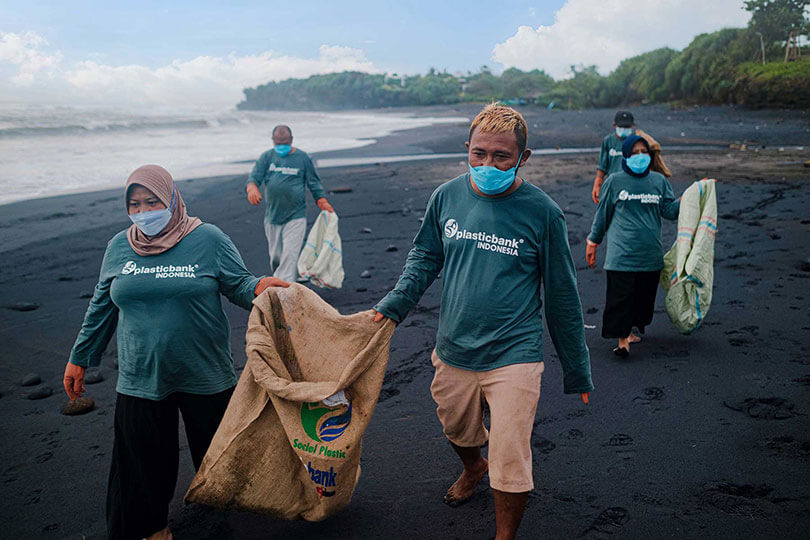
[598,133,626,176]
[588,170,680,272]
[69,224,261,400]
[374,174,593,395]
[247,148,326,225]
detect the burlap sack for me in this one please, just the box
[185,284,395,521]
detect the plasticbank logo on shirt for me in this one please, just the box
[444,218,524,257]
[120,261,200,279]
[267,163,299,176]
[618,190,661,204]
[609,148,623,157]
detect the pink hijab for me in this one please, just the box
[125,165,203,256]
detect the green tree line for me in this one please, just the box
[239,2,810,110]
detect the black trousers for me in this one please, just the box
[602,270,660,339]
[106,388,234,540]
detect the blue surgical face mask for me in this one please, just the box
[275,144,292,157]
[616,126,633,138]
[129,208,172,236]
[626,153,651,173]
[468,151,524,195]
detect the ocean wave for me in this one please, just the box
[0,117,246,138]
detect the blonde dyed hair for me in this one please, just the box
[468,103,528,153]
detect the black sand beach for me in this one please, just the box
[1,105,809,539]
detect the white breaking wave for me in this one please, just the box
[0,106,466,205]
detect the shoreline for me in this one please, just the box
[3,103,808,208]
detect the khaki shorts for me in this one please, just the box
[429,349,544,493]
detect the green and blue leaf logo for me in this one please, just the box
[301,400,352,443]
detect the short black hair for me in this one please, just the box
[272,125,292,137]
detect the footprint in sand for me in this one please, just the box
[583,507,629,537]
[794,260,810,273]
[567,408,591,419]
[727,337,750,347]
[723,397,796,419]
[726,326,758,347]
[699,482,773,517]
[633,387,665,403]
[24,489,42,506]
[653,349,690,359]
[605,434,634,447]
[563,428,584,441]
[2,464,24,484]
[534,415,559,426]
[764,436,810,458]
[792,375,810,386]
[632,493,676,515]
[532,438,556,455]
[604,434,636,460]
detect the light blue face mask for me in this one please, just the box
[626,153,651,173]
[468,151,524,195]
[275,144,292,157]
[129,208,172,236]
[128,188,175,236]
[615,126,633,138]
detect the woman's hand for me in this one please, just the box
[585,239,598,268]
[254,276,290,296]
[63,361,86,400]
[246,183,263,206]
[316,198,334,213]
[372,310,395,326]
[581,392,590,405]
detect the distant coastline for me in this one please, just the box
[239,30,810,112]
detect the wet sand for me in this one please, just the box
[1,105,809,539]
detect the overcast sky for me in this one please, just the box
[0,0,750,109]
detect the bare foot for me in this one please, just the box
[628,333,642,344]
[444,458,488,507]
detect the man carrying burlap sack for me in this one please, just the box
[373,104,594,540]
[186,284,395,521]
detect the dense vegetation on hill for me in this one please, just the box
[239,2,810,110]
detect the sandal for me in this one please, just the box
[613,346,629,358]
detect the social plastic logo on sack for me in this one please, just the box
[301,400,352,443]
[444,219,458,238]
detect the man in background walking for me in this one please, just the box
[246,125,334,281]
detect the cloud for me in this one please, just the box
[0,34,378,108]
[492,0,750,79]
[0,32,63,86]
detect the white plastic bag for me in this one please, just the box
[297,211,344,289]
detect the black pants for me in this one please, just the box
[602,270,660,339]
[106,388,234,540]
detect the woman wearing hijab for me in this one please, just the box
[585,135,680,357]
[63,165,288,540]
